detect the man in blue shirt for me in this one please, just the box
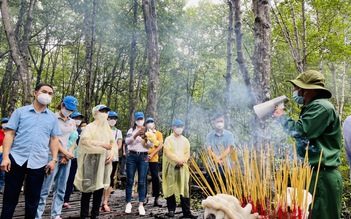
[205,114,235,164]
[0,83,62,219]
[204,113,235,194]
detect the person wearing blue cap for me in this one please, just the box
[101,111,123,212]
[74,104,115,219]
[63,112,86,209]
[36,95,79,219]
[144,117,163,207]
[162,119,197,218]
[0,117,9,193]
[124,112,159,216]
[0,83,62,219]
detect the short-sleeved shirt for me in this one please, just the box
[6,104,62,169]
[205,129,235,156]
[56,113,76,156]
[111,127,122,161]
[148,130,163,162]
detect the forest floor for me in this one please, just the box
[0,189,204,219]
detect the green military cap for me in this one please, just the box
[288,70,332,98]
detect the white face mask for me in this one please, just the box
[75,120,82,126]
[174,127,184,135]
[215,122,224,130]
[95,112,108,121]
[108,119,117,127]
[1,123,7,129]
[61,107,73,118]
[146,123,155,129]
[136,120,144,127]
[37,93,52,105]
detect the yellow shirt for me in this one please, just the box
[148,131,163,162]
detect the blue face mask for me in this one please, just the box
[293,90,304,104]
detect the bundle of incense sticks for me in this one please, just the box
[187,145,322,219]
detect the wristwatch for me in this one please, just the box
[52,158,58,163]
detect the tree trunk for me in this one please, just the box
[83,0,97,121]
[330,64,339,112]
[232,0,256,106]
[31,28,50,85]
[271,1,303,73]
[0,57,15,117]
[252,0,271,103]
[0,0,35,105]
[129,0,138,128]
[339,61,346,117]
[143,0,160,119]
[224,0,234,128]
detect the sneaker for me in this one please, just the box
[138,205,145,216]
[125,203,132,214]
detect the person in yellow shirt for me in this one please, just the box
[162,119,197,218]
[145,117,163,207]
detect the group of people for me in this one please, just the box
[0,69,349,219]
[0,83,198,219]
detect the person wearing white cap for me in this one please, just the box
[36,95,79,219]
[74,105,115,219]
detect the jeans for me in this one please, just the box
[145,162,160,198]
[64,158,78,203]
[36,156,71,219]
[125,152,148,203]
[0,153,5,192]
[0,154,46,219]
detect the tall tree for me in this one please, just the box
[232,0,255,106]
[83,0,98,120]
[0,0,36,105]
[224,0,234,127]
[252,0,271,103]
[142,0,160,119]
[128,0,139,127]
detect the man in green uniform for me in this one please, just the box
[273,70,342,219]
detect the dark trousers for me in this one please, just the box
[110,161,118,187]
[64,158,78,203]
[0,154,46,219]
[145,162,160,198]
[205,165,226,194]
[166,194,191,216]
[119,155,126,174]
[80,188,104,219]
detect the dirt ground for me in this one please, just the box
[0,189,204,219]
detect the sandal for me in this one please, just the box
[101,204,111,212]
[63,203,71,208]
